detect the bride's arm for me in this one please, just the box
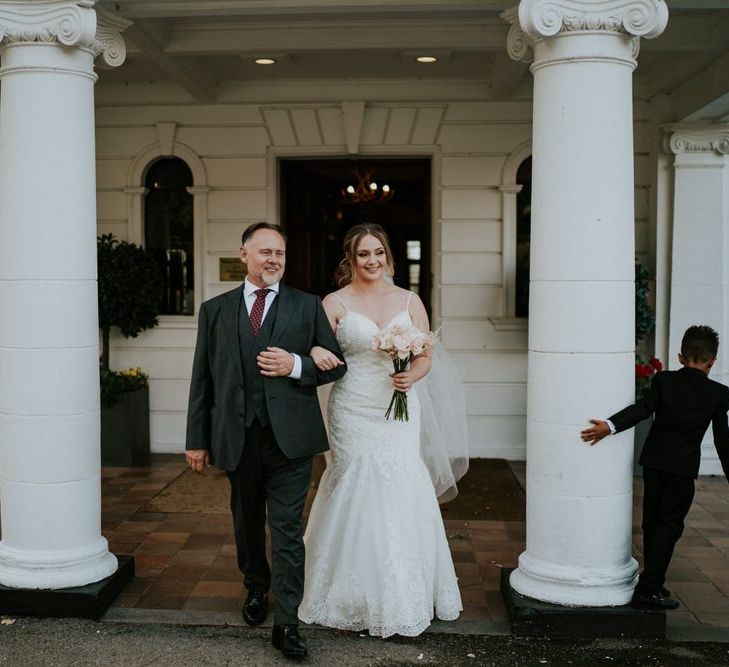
[310,293,345,372]
[392,293,432,392]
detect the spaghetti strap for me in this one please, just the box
[332,292,349,311]
[405,291,413,310]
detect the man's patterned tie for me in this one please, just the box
[249,288,271,335]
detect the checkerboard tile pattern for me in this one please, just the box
[100,456,729,630]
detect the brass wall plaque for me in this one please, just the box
[220,257,247,282]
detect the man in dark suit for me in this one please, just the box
[185,222,345,660]
[582,325,729,610]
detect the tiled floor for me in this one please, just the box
[102,456,729,632]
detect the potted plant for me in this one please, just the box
[97,234,163,466]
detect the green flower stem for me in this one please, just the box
[385,356,411,421]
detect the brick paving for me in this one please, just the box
[102,455,729,633]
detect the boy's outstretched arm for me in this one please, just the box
[581,419,611,446]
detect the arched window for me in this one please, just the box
[515,156,532,318]
[144,158,194,315]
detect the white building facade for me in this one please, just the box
[1,0,729,603]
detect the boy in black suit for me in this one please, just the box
[581,325,729,610]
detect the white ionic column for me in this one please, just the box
[503,1,668,606]
[665,125,729,388]
[0,2,128,589]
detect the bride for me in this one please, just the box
[298,223,463,637]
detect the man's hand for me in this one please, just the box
[186,449,210,473]
[310,345,344,371]
[580,419,611,446]
[258,346,295,377]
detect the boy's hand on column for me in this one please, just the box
[581,419,611,446]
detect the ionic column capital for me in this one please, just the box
[0,1,128,68]
[663,124,729,156]
[518,0,668,40]
[501,7,535,64]
[91,6,130,68]
[0,1,96,48]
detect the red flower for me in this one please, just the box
[649,358,663,371]
[635,363,652,378]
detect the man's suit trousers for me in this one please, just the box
[226,420,312,625]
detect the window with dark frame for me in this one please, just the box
[144,158,194,316]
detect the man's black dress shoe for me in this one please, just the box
[272,624,308,660]
[660,586,671,597]
[631,591,680,610]
[242,590,268,626]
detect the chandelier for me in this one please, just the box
[342,168,394,205]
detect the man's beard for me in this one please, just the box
[259,268,283,286]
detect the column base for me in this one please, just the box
[0,555,134,621]
[510,551,638,606]
[501,568,665,639]
[0,538,118,590]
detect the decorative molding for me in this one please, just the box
[155,121,177,156]
[123,186,148,195]
[501,139,532,186]
[341,101,365,154]
[517,0,669,40]
[501,140,532,319]
[488,317,528,332]
[186,186,211,195]
[663,124,729,156]
[501,7,534,64]
[0,2,128,68]
[126,140,208,310]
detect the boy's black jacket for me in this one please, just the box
[610,367,729,479]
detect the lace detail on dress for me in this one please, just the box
[299,308,462,637]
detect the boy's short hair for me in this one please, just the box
[681,325,719,362]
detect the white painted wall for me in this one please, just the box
[95,92,655,460]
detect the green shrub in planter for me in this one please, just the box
[98,234,162,371]
[97,235,162,466]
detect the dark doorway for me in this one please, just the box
[280,158,431,313]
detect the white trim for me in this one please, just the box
[488,317,528,332]
[126,141,209,313]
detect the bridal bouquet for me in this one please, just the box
[373,324,436,421]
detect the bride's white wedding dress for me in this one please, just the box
[298,298,462,638]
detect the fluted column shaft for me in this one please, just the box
[504,0,668,606]
[0,1,127,589]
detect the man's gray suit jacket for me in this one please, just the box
[185,284,346,470]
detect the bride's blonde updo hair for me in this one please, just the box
[335,223,395,287]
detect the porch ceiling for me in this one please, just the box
[98,1,729,120]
